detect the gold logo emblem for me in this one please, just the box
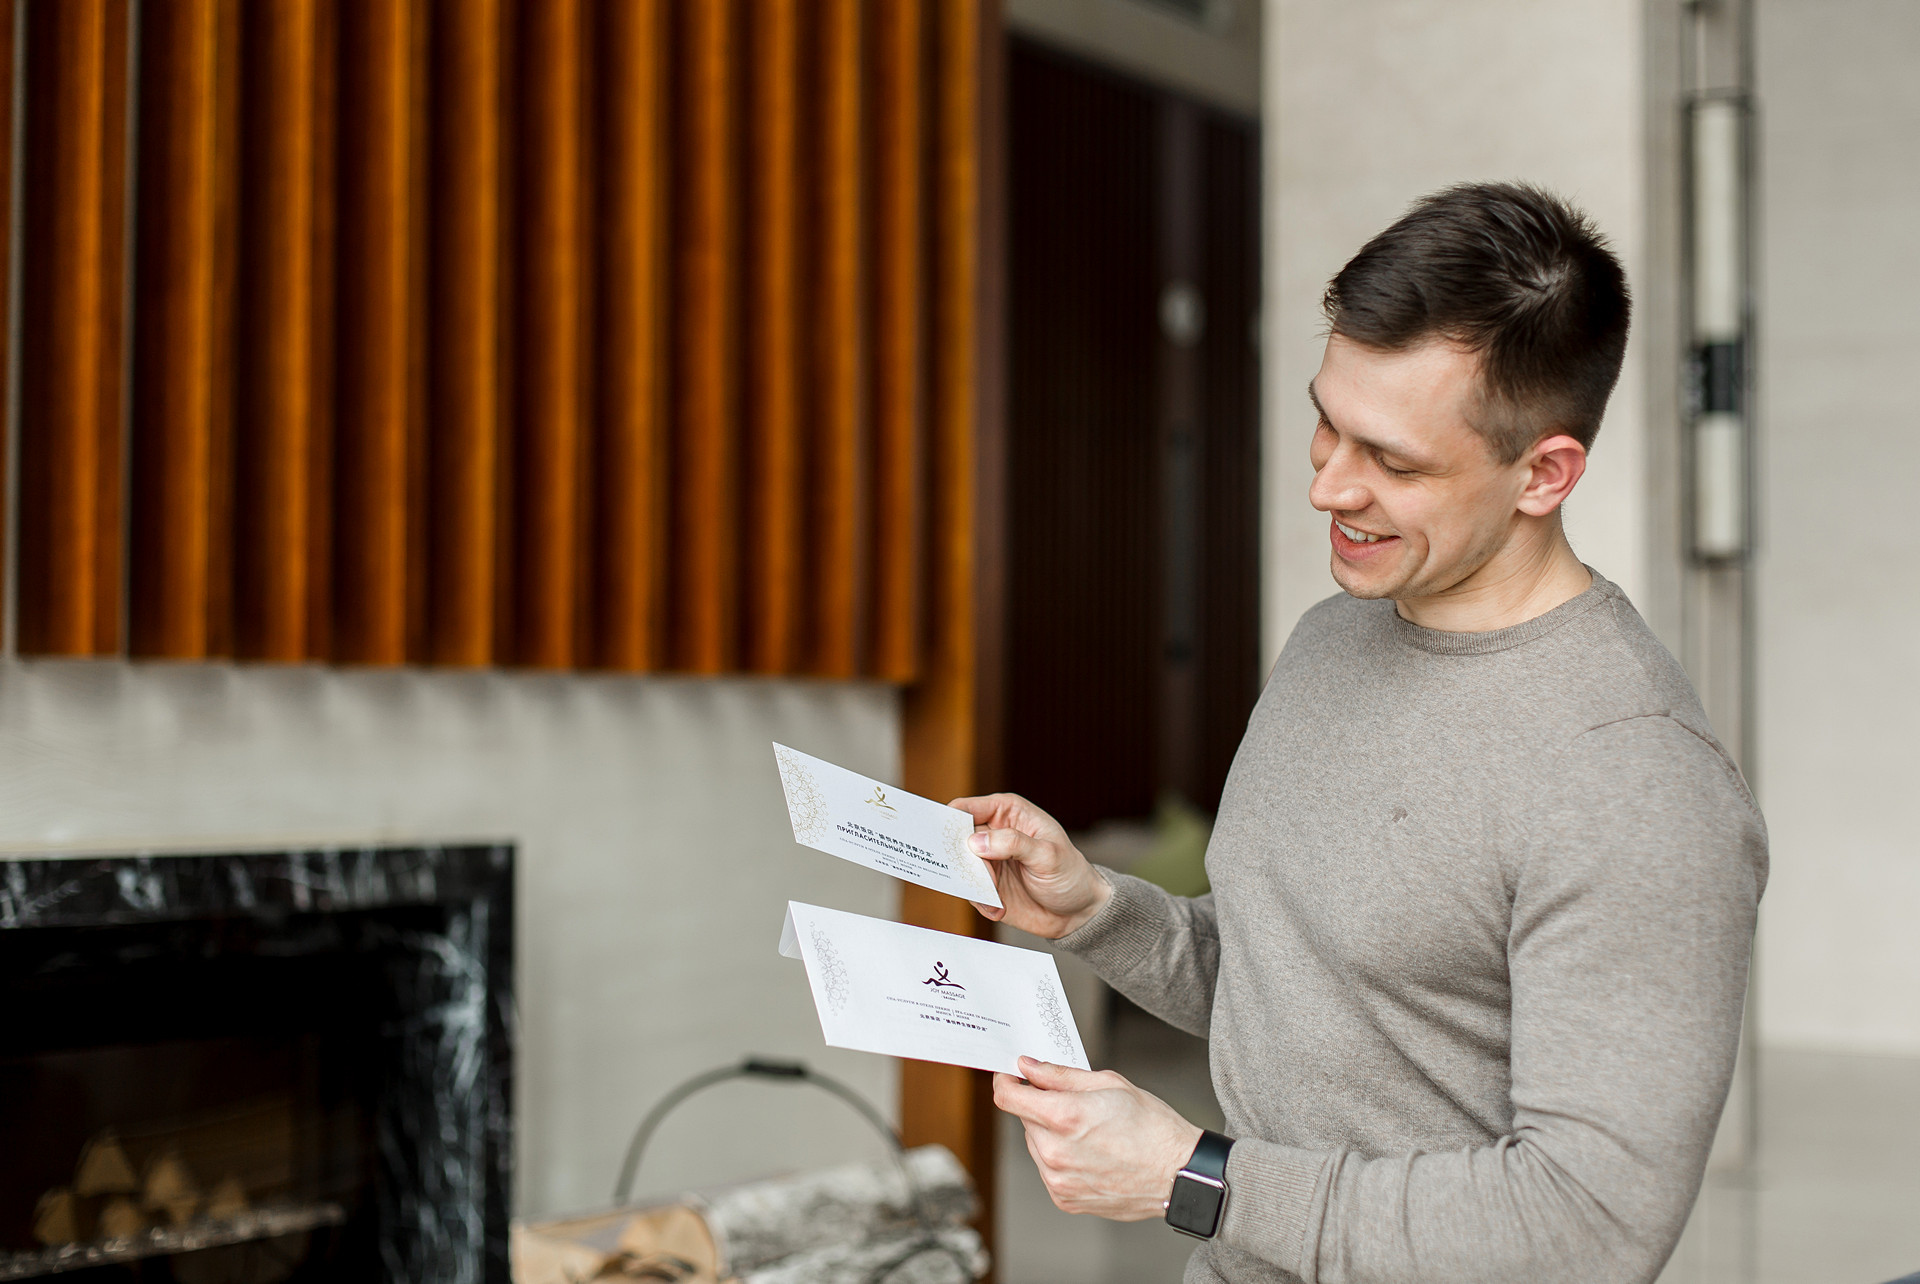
[865,786,898,815]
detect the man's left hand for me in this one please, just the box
[993,1056,1204,1221]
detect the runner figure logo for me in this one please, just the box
[865,786,899,816]
[924,961,964,995]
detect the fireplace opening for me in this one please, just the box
[0,847,513,1284]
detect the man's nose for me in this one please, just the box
[1309,448,1370,514]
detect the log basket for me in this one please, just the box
[611,1057,980,1284]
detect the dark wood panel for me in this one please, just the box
[808,0,868,677]
[514,0,593,669]
[332,0,417,664]
[0,0,15,612]
[742,0,806,675]
[235,0,330,661]
[670,0,740,673]
[18,0,131,657]
[1196,115,1263,812]
[868,0,925,682]
[130,0,237,660]
[427,0,507,667]
[899,0,1003,1261]
[595,0,671,672]
[1003,43,1160,830]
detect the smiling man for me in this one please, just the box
[956,184,1768,1283]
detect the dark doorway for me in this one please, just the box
[1002,39,1262,832]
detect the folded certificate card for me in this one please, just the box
[772,744,1002,909]
[780,902,1090,1075]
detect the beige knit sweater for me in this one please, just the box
[1058,573,1767,1284]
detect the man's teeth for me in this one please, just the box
[1337,521,1385,543]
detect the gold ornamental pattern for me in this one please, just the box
[775,746,831,845]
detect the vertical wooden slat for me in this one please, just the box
[670,0,739,673]
[900,0,1003,1255]
[742,0,805,674]
[515,0,592,668]
[428,0,506,666]
[404,0,432,661]
[18,0,130,656]
[333,0,415,664]
[234,0,327,660]
[596,0,670,671]
[869,0,924,681]
[810,0,867,677]
[130,0,233,660]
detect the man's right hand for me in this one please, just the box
[948,793,1113,940]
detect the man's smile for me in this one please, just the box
[1331,517,1402,556]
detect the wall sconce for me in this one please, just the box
[1686,93,1754,562]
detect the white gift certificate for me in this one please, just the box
[772,744,1002,909]
[779,902,1090,1075]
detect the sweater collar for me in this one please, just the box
[1387,567,1618,655]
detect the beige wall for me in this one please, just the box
[1262,0,1919,1057]
[1752,0,1920,1055]
[1262,0,1650,667]
[0,662,903,1217]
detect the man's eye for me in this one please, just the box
[1376,453,1415,477]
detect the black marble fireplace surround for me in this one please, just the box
[0,844,513,1284]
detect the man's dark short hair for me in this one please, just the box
[1322,182,1630,462]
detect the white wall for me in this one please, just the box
[1752,0,1920,1055]
[1262,0,1649,666]
[0,661,905,1217]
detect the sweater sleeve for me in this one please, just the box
[1054,870,1221,1039]
[1214,716,1768,1283]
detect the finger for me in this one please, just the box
[1017,1057,1105,1091]
[970,900,1006,921]
[993,1075,1070,1127]
[946,795,1002,823]
[968,825,1053,866]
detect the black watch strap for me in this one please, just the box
[1184,1129,1233,1182]
[1164,1130,1234,1239]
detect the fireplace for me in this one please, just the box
[0,845,513,1283]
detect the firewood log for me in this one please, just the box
[143,1150,202,1227]
[692,1145,973,1277]
[98,1197,147,1239]
[33,1187,79,1247]
[74,1130,140,1196]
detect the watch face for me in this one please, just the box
[1165,1174,1225,1239]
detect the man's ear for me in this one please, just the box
[1516,434,1587,517]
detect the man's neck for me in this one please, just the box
[1395,522,1593,633]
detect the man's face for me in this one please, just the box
[1307,334,1538,604]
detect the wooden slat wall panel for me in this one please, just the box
[670,0,740,673]
[515,0,593,669]
[9,0,989,689]
[18,0,130,657]
[868,0,925,682]
[594,0,670,672]
[129,0,236,660]
[810,0,868,677]
[742,0,805,675]
[234,0,330,661]
[332,0,417,665]
[427,0,507,666]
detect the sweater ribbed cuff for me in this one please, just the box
[1052,869,1175,979]
[1216,1139,1331,1280]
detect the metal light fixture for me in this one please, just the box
[1686,92,1753,562]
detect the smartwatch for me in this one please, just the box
[1163,1129,1234,1239]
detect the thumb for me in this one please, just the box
[1017,1056,1097,1090]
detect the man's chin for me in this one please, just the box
[1329,556,1405,601]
